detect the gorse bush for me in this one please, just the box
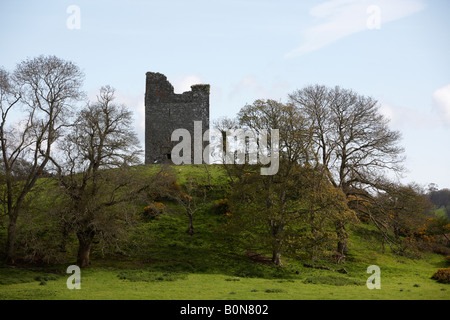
[431,268,450,284]
[142,202,166,220]
[214,198,230,215]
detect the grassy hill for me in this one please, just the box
[0,165,448,300]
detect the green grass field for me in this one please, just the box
[0,260,448,300]
[0,165,449,300]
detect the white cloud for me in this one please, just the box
[228,76,291,102]
[433,84,450,126]
[286,0,425,57]
[379,101,439,129]
[172,74,205,93]
[379,102,395,121]
[229,76,268,99]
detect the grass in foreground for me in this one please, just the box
[0,265,448,300]
[0,244,448,300]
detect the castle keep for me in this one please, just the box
[145,72,210,164]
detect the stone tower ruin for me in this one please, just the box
[145,72,210,164]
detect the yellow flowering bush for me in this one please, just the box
[143,202,166,220]
[432,268,450,284]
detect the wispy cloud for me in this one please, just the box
[379,101,439,129]
[433,84,450,126]
[286,0,425,57]
[228,76,291,103]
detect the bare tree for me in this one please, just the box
[289,85,405,257]
[0,56,84,263]
[50,85,142,267]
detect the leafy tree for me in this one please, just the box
[237,99,312,165]
[228,161,353,265]
[373,185,432,247]
[225,99,353,265]
[289,85,405,256]
[425,216,450,246]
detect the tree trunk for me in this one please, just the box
[272,249,283,266]
[335,220,348,263]
[5,211,18,264]
[270,220,284,266]
[77,231,95,268]
[187,214,194,236]
[59,229,68,253]
[336,240,347,257]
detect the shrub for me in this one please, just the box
[214,198,230,215]
[431,268,450,284]
[142,202,166,220]
[432,245,450,256]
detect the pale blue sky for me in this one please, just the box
[0,0,449,188]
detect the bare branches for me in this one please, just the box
[288,85,407,255]
[289,85,405,194]
[0,56,85,263]
[50,85,142,267]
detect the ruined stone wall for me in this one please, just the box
[145,72,210,164]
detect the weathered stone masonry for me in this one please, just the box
[145,72,210,164]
